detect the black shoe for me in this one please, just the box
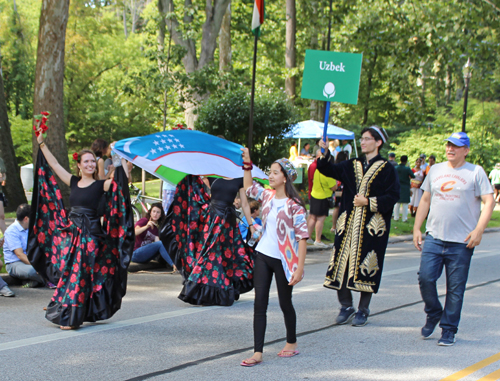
[321,234,331,242]
[335,306,355,325]
[438,330,456,346]
[352,311,369,327]
[421,317,440,338]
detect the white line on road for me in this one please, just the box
[1,249,498,352]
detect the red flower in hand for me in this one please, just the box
[72,152,79,161]
[41,111,50,116]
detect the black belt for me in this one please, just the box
[68,206,103,237]
[210,199,237,226]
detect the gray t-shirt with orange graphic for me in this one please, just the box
[421,162,493,243]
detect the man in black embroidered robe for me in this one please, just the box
[317,126,400,326]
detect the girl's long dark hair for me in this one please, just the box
[91,139,109,158]
[335,151,349,164]
[279,166,306,209]
[146,202,165,225]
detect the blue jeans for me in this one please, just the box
[418,235,473,333]
[0,275,8,289]
[132,241,174,267]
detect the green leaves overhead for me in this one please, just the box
[0,0,499,171]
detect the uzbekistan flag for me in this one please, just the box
[252,0,265,36]
[113,130,268,187]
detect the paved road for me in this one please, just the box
[1,233,500,381]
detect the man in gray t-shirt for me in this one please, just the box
[413,132,494,346]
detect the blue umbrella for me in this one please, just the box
[285,120,357,157]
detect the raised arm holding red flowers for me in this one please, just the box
[35,112,72,186]
[35,111,128,192]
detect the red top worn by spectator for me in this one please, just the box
[307,160,317,199]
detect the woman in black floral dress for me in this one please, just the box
[28,127,134,329]
[165,175,255,306]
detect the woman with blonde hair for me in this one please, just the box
[28,127,133,330]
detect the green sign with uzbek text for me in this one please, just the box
[301,50,363,105]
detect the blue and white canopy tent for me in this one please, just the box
[286,120,358,157]
[112,130,268,187]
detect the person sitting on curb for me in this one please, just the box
[0,259,15,296]
[3,204,55,288]
[132,203,177,272]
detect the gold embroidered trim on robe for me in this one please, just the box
[367,213,386,237]
[354,283,374,292]
[336,211,347,235]
[327,160,387,292]
[369,197,378,212]
[359,250,379,277]
[327,247,336,273]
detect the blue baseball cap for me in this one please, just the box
[445,132,470,147]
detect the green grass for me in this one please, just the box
[486,210,500,227]
[0,248,5,274]
[132,179,163,198]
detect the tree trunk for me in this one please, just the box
[219,2,232,72]
[285,0,296,100]
[418,60,426,113]
[123,7,128,39]
[362,48,378,125]
[131,0,137,34]
[32,0,70,205]
[444,65,452,105]
[0,51,27,212]
[157,0,172,130]
[159,0,231,128]
[309,1,320,120]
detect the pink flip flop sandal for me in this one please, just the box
[277,350,300,358]
[240,358,263,367]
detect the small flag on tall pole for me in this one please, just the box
[248,0,265,151]
[252,0,264,36]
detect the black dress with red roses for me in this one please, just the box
[27,151,134,328]
[167,175,253,306]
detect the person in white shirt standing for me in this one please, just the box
[413,132,494,346]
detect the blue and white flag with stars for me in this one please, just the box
[113,130,268,186]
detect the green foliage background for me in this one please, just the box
[1,0,500,172]
[196,88,297,168]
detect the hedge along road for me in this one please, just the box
[1,233,500,381]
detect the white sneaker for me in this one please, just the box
[306,239,314,245]
[314,241,329,248]
[0,285,15,297]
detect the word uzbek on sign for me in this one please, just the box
[301,50,363,105]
